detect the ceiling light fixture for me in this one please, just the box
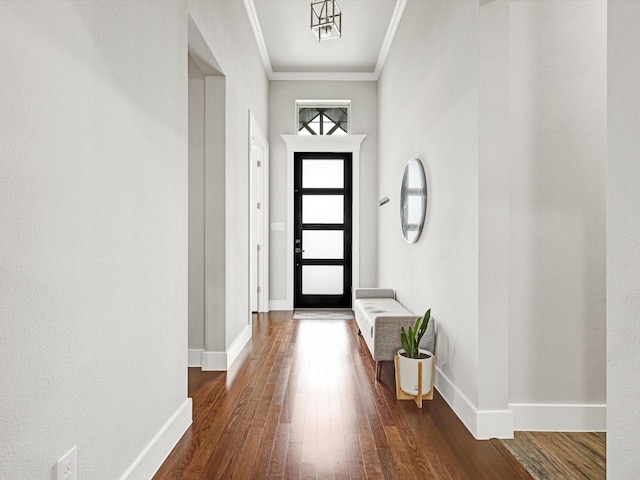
[310,0,342,42]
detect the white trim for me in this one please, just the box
[188,349,204,367]
[435,366,481,437]
[201,351,227,371]
[435,366,514,439]
[243,0,273,76]
[269,300,291,311]
[296,99,353,106]
[270,71,377,82]
[374,0,407,78]
[510,403,607,432]
[281,135,366,152]
[119,398,192,480]
[201,324,253,371]
[249,112,270,312]
[227,324,252,369]
[243,1,406,82]
[477,409,514,440]
[281,135,365,311]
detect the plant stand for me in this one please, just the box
[394,354,434,408]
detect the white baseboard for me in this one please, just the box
[201,351,227,371]
[510,402,607,432]
[119,398,192,480]
[200,324,253,371]
[269,300,292,311]
[434,366,479,435]
[477,408,514,439]
[227,323,252,368]
[435,366,513,439]
[188,349,204,367]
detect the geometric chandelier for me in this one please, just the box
[310,0,342,42]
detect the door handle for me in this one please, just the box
[295,248,305,254]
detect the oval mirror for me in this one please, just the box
[400,158,427,243]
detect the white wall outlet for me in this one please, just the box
[56,446,77,480]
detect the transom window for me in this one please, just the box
[297,101,350,136]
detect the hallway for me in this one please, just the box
[155,312,531,479]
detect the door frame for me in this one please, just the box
[250,111,270,312]
[279,134,366,310]
[294,152,353,308]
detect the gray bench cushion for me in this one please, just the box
[353,288,435,363]
[357,298,413,337]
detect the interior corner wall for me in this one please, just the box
[188,55,206,350]
[478,0,510,418]
[377,0,481,413]
[203,75,227,353]
[0,1,189,478]
[188,1,269,349]
[508,0,607,415]
[607,1,640,476]
[268,81,378,304]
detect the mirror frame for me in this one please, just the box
[400,158,427,244]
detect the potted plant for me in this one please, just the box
[397,309,433,396]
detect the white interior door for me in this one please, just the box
[249,114,269,313]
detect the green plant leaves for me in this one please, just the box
[400,326,411,354]
[400,309,432,359]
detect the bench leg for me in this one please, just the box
[376,362,382,381]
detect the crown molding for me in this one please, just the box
[243,0,273,77]
[244,0,406,82]
[374,0,407,78]
[269,71,377,82]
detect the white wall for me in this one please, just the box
[378,0,482,422]
[378,0,606,437]
[478,0,510,417]
[188,1,269,348]
[608,1,640,476]
[188,55,205,350]
[0,0,270,477]
[202,75,227,354]
[269,81,378,304]
[509,0,607,410]
[0,1,189,478]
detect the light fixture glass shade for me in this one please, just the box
[310,0,342,41]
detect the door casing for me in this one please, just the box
[249,112,269,312]
[293,152,352,308]
[277,135,366,311]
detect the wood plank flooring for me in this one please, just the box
[154,311,533,480]
[500,431,606,480]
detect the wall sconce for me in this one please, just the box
[311,0,342,42]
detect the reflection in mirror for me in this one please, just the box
[400,158,427,243]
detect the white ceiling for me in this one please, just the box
[245,0,406,80]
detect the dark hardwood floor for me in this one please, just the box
[500,431,606,480]
[154,311,533,479]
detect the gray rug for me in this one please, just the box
[292,309,355,320]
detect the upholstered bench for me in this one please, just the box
[353,288,435,381]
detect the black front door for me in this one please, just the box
[294,152,352,308]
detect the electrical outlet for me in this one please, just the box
[56,446,77,480]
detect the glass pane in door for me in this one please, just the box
[302,159,344,188]
[302,230,344,259]
[302,195,343,224]
[302,265,343,295]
